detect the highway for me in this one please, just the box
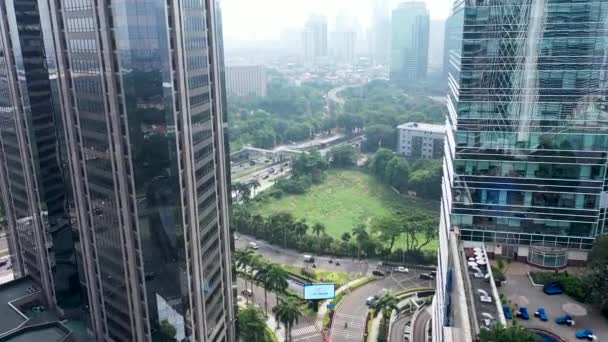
[390,312,412,342]
[330,271,433,342]
[411,307,431,342]
[235,235,370,276]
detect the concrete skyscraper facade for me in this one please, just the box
[390,2,430,85]
[0,1,235,341]
[434,1,608,341]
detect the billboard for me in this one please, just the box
[303,283,335,300]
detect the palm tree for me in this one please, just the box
[264,263,289,304]
[370,292,400,332]
[234,248,254,303]
[275,298,301,342]
[249,179,261,197]
[238,305,267,342]
[352,224,369,259]
[248,254,265,302]
[311,222,326,252]
[254,265,271,315]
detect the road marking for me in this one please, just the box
[291,325,319,336]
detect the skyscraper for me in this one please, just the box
[0,0,82,314]
[303,14,328,63]
[435,0,608,340]
[0,0,235,341]
[371,0,390,65]
[390,2,430,85]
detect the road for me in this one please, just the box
[236,278,322,342]
[235,235,370,276]
[390,312,412,342]
[330,271,434,342]
[412,307,431,342]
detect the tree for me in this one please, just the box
[370,292,400,335]
[254,260,272,315]
[292,151,327,182]
[312,223,326,252]
[397,211,438,252]
[159,319,177,342]
[233,182,251,202]
[352,224,369,259]
[587,235,608,316]
[234,248,255,304]
[275,298,302,342]
[363,124,397,152]
[371,215,403,254]
[341,232,351,243]
[264,263,289,304]
[407,160,442,199]
[384,156,410,190]
[368,148,394,180]
[249,179,261,197]
[238,305,267,342]
[476,324,539,342]
[328,145,358,167]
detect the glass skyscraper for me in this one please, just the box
[0,1,235,341]
[389,2,430,85]
[435,0,608,340]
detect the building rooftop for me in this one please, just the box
[460,243,506,334]
[0,277,75,342]
[0,277,31,333]
[397,122,446,134]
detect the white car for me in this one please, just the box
[394,266,409,273]
[249,242,259,249]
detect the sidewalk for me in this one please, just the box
[267,314,286,342]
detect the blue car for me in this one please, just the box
[543,283,564,295]
[535,308,548,321]
[517,307,530,320]
[556,315,574,326]
[575,329,596,341]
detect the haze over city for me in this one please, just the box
[222,0,452,44]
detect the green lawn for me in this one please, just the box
[253,169,439,250]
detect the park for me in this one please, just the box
[251,169,439,251]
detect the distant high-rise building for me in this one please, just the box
[371,0,391,65]
[0,1,235,342]
[429,20,446,71]
[0,0,82,314]
[331,30,357,63]
[390,2,430,85]
[434,1,608,341]
[303,14,328,63]
[226,65,268,97]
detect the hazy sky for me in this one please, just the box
[222,0,452,43]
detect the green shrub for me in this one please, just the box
[529,271,590,303]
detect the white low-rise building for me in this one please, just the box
[397,122,446,160]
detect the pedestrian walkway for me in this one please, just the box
[331,313,365,340]
[266,314,285,342]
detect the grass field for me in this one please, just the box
[253,169,439,250]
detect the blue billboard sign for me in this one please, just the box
[303,283,336,300]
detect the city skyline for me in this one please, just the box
[221,0,452,45]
